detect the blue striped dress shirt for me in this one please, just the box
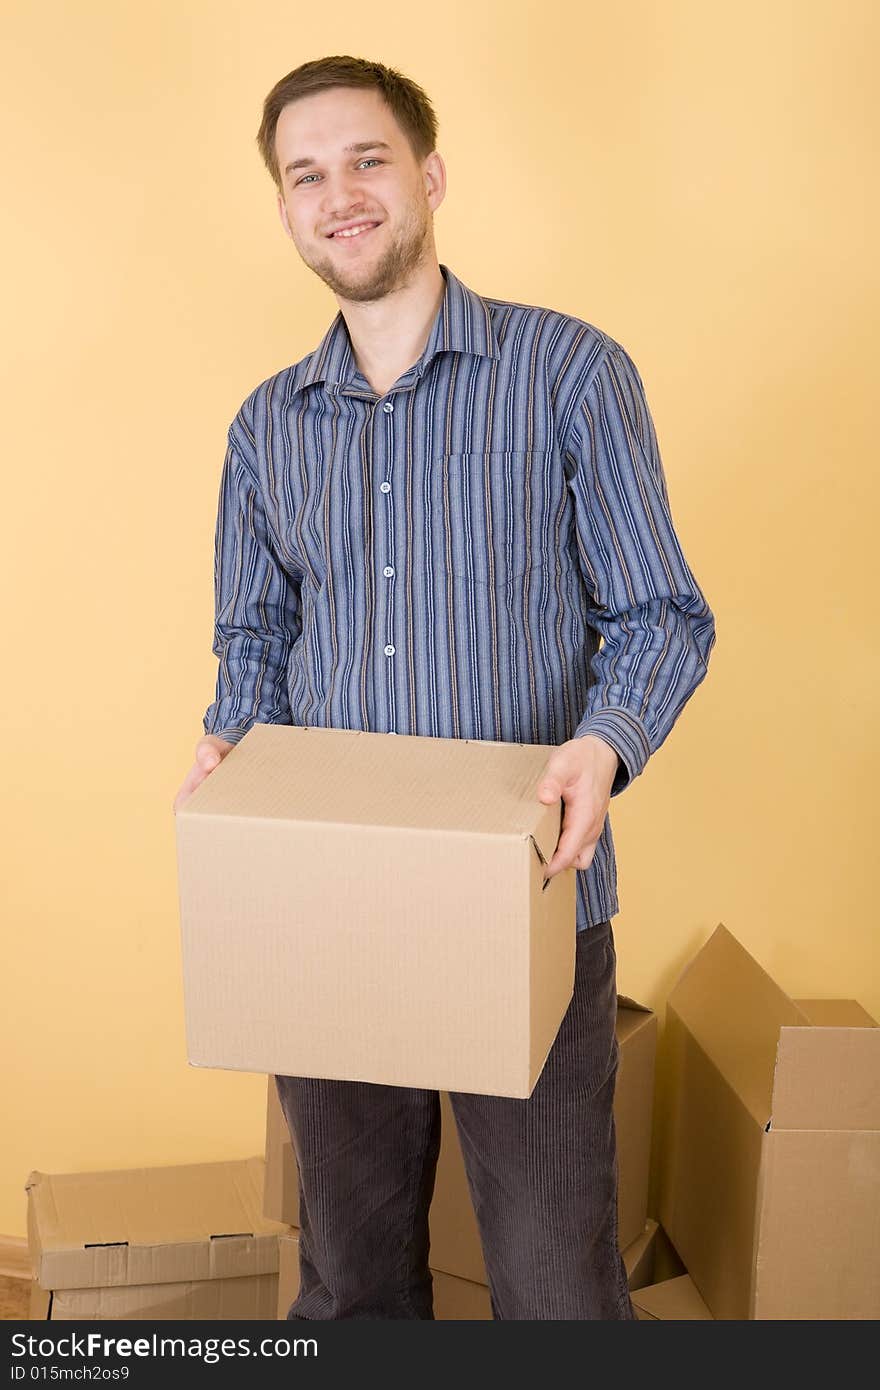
[203,264,716,930]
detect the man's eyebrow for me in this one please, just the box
[284,141,393,176]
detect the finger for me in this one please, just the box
[573,843,597,872]
[173,761,209,814]
[544,838,598,880]
[545,808,601,877]
[537,775,563,803]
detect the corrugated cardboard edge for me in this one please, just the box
[24,1171,50,1287]
[631,1273,714,1320]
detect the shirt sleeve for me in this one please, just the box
[564,343,716,795]
[201,433,302,745]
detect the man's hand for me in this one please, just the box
[537,736,620,880]
[173,735,235,813]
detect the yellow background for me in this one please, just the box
[3,0,877,1239]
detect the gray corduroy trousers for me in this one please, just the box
[274,918,636,1320]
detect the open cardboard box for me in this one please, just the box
[26,1158,285,1320]
[176,723,578,1098]
[659,924,880,1320]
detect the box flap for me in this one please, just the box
[617,993,653,1016]
[667,924,809,1126]
[26,1157,285,1290]
[631,1274,713,1320]
[622,1219,659,1292]
[177,723,561,855]
[615,1002,656,1047]
[770,1027,880,1130]
[793,999,878,1028]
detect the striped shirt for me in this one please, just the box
[203,263,716,930]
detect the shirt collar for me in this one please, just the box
[290,263,501,396]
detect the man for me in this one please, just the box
[174,56,715,1320]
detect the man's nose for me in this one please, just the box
[321,171,369,217]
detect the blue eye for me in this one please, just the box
[295,158,383,187]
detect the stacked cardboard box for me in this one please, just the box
[26,1157,286,1320]
[648,925,880,1321]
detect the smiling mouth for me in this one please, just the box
[327,222,381,241]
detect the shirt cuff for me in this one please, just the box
[572,708,652,796]
[203,723,250,747]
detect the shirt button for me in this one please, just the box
[383,565,394,577]
[380,481,391,493]
[382,400,394,414]
[383,643,395,656]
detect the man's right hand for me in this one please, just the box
[173,735,235,813]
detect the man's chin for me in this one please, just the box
[303,254,372,299]
[306,236,427,304]
[331,276,389,304]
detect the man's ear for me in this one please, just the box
[424,151,447,215]
[277,191,293,239]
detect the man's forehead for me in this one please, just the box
[275,91,402,164]
[277,88,392,136]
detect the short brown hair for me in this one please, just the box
[256,55,439,189]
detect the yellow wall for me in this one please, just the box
[3,0,877,1239]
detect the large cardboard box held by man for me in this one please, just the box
[264,988,657,1269]
[26,1158,285,1320]
[176,723,576,1098]
[660,924,880,1320]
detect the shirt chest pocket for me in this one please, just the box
[436,450,553,588]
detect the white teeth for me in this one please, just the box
[332,223,376,238]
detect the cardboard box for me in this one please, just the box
[276,1228,300,1319]
[651,1223,687,1284]
[632,1274,713,1321]
[275,1220,660,1320]
[264,995,656,1267]
[622,1218,660,1292]
[36,1275,279,1321]
[176,723,575,1098]
[28,1281,51,1320]
[26,1157,286,1321]
[659,924,880,1320]
[430,1269,493,1320]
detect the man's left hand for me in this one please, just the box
[537,735,620,880]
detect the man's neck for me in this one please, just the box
[337,258,446,396]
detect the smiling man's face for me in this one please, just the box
[274,86,445,304]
